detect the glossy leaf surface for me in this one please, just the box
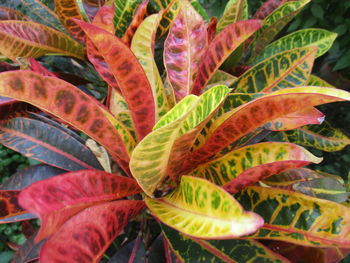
[216,0,245,33]
[0,70,132,171]
[114,0,142,37]
[77,20,156,140]
[0,190,26,220]
[191,142,321,193]
[147,176,263,239]
[232,47,317,93]
[253,29,337,64]
[164,2,207,100]
[19,170,142,241]
[186,87,350,168]
[40,200,145,262]
[237,186,350,247]
[0,21,85,62]
[131,14,169,120]
[191,20,261,95]
[162,224,289,263]
[0,7,29,21]
[0,117,103,171]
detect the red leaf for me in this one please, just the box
[22,220,35,238]
[28,58,56,77]
[253,0,290,20]
[40,200,145,263]
[207,16,217,43]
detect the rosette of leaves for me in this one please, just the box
[0,0,349,262]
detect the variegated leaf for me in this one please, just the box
[191,20,261,95]
[232,47,317,93]
[207,16,217,43]
[253,0,289,20]
[131,14,169,120]
[156,0,181,39]
[0,21,85,62]
[147,176,263,239]
[190,142,321,193]
[162,224,289,263]
[216,0,245,33]
[253,29,337,64]
[308,74,335,88]
[0,7,30,21]
[114,0,142,37]
[237,186,350,247]
[164,2,207,100]
[0,190,26,220]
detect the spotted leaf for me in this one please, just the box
[76,20,156,140]
[253,29,337,64]
[0,21,85,62]
[0,70,132,172]
[0,7,30,21]
[39,200,145,262]
[191,20,261,95]
[147,176,263,239]
[113,0,142,37]
[185,87,350,169]
[162,224,289,263]
[19,170,142,242]
[232,47,317,93]
[0,190,26,220]
[191,142,321,193]
[237,186,350,247]
[216,0,245,33]
[131,14,169,120]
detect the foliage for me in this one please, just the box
[0,0,349,262]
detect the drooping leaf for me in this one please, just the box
[0,21,85,62]
[237,186,350,247]
[164,2,207,100]
[308,75,335,88]
[232,47,317,93]
[12,232,46,263]
[19,170,142,241]
[0,190,26,220]
[191,20,261,95]
[76,20,156,140]
[0,7,30,21]
[121,0,149,46]
[147,176,263,239]
[191,142,321,193]
[0,164,64,190]
[39,200,145,262]
[54,0,86,42]
[216,0,245,33]
[113,0,143,37]
[253,29,337,64]
[253,0,289,20]
[185,87,350,170]
[274,121,350,152]
[131,13,169,120]
[0,70,133,171]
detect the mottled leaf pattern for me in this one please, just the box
[113,0,143,37]
[40,200,145,262]
[19,170,142,241]
[131,14,169,120]
[232,47,317,93]
[156,0,180,39]
[162,224,289,263]
[0,190,26,220]
[237,186,350,247]
[165,2,207,100]
[0,7,29,21]
[0,21,85,62]
[253,0,289,20]
[147,176,263,238]
[191,20,261,95]
[216,0,245,33]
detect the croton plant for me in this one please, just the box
[0,0,349,262]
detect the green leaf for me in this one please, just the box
[216,0,245,33]
[147,176,263,239]
[114,0,142,37]
[308,75,335,88]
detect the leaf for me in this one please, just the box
[131,14,169,120]
[276,121,350,152]
[254,29,337,64]
[253,0,289,20]
[54,0,86,42]
[91,4,115,33]
[108,235,146,263]
[216,0,245,33]
[308,75,335,88]
[0,190,26,220]
[207,16,217,43]
[189,0,208,20]
[80,0,106,21]
[156,0,181,39]
[0,117,103,171]
[147,176,263,239]
[162,224,290,263]
[113,0,142,38]
[121,0,149,46]
[236,186,350,247]
[191,20,261,95]
[76,20,156,140]
[12,232,46,263]
[0,164,64,190]
[0,7,30,21]
[0,213,37,224]
[39,200,145,262]
[0,70,132,172]
[28,58,56,77]
[232,47,317,93]
[207,70,237,87]
[0,21,85,62]
[19,170,142,241]
[185,87,350,169]
[250,0,310,58]
[191,142,321,193]
[164,2,207,100]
